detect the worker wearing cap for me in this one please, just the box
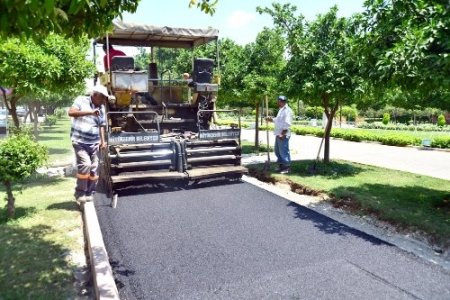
[68,85,108,202]
[266,95,294,174]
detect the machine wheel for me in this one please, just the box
[111,194,118,208]
[98,149,114,198]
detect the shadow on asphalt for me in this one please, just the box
[111,177,245,198]
[109,260,136,290]
[287,201,391,247]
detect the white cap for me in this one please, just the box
[91,85,109,97]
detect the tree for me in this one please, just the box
[241,28,286,148]
[0,132,48,219]
[134,47,150,71]
[0,34,93,129]
[216,39,248,107]
[259,4,361,162]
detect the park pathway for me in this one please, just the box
[242,129,450,181]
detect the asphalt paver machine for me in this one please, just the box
[94,21,247,207]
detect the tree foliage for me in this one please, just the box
[242,28,286,101]
[0,34,93,128]
[188,0,218,15]
[0,132,48,218]
[360,0,450,109]
[0,0,140,39]
[216,39,248,107]
[1,1,219,39]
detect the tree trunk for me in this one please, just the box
[254,99,260,154]
[23,106,32,124]
[32,102,40,137]
[321,94,339,163]
[5,181,15,219]
[9,97,20,128]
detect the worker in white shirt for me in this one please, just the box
[266,95,294,174]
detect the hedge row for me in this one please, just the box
[290,126,423,147]
[431,136,450,149]
[217,120,450,149]
[259,124,450,149]
[357,122,450,132]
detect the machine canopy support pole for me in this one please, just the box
[216,38,220,82]
[106,35,110,75]
[93,41,97,86]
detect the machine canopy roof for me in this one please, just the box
[95,20,219,49]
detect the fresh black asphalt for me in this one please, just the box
[95,180,450,299]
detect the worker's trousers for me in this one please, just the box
[73,142,99,198]
[274,135,291,169]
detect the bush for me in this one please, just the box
[431,136,450,149]
[0,132,48,218]
[305,106,324,119]
[437,114,446,127]
[382,113,390,125]
[378,134,421,147]
[54,108,66,119]
[340,106,358,122]
[44,115,58,127]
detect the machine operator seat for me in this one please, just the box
[111,56,135,71]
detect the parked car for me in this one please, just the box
[0,109,8,134]
[16,107,27,117]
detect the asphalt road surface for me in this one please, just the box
[96,180,450,299]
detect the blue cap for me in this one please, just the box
[278,95,287,102]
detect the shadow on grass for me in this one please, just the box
[47,147,72,156]
[290,160,364,178]
[241,144,273,155]
[0,224,74,298]
[36,135,63,141]
[286,201,391,247]
[38,129,67,134]
[47,201,79,212]
[330,183,450,246]
[0,206,37,224]
[247,159,364,179]
[17,174,67,189]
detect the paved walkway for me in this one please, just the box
[242,129,450,181]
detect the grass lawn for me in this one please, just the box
[37,117,73,165]
[248,160,450,248]
[0,117,83,299]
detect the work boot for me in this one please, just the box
[76,195,87,203]
[279,166,290,174]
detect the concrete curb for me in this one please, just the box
[83,201,119,299]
